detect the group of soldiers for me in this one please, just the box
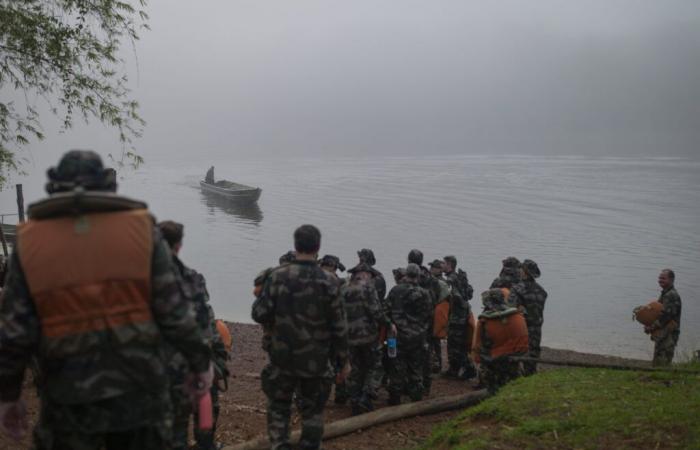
[251,227,550,449]
[0,151,230,449]
[0,150,684,450]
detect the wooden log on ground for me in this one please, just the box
[510,356,700,374]
[225,389,489,450]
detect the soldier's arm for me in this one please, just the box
[150,233,210,373]
[656,291,681,328]
[367,285,390,327]
[251,274,276,325]
[0,252,40,401]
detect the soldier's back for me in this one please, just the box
[264,261,343,377]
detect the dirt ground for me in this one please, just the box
[0,322,649,450]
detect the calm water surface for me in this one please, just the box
[3,155,699,359]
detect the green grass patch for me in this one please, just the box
[417,366,700,449]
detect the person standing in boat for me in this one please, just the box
[205,166,215,184]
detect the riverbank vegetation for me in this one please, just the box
[418,364,700,449]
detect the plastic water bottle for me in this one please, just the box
[387,327,397,359]
[198,391,213,430]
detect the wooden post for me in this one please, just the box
[16,184,25,222]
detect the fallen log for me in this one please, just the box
[510,356,700,374]
[225,389,489,450]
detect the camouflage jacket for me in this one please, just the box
[251,260,348,377]
[341,278,390,346]
[445,270,471,325]
[169,255,229,383]
[418,265,440,306]
[348,264,386,300]
[387,280,432,346]
[0,226,210,430]
[657,286,681,330]
[510,279,548,328]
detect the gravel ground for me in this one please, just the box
[0,322,650,450]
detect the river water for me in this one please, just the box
[2,154,699,360]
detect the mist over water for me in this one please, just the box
[2,154,698,359]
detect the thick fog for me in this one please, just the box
[6,0,700,171]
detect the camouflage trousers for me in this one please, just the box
[261,364,332,450]
[481,357,521,394]
[33,390,172,450]
[193,385,221,450]
[447,325,476,378]
[347,343,382,410]
[430,337,443,373]
[33,425,170,450]
[387,340,426,403]
[170,383,192,450]
[524,324,542,376]
[421,340,433,395]
[653,330,680,367]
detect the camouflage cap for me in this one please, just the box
[502,256,521,268]
[408,249,424,265]
[405,263,420,278]
[357,248,376,266]
[428,259,444,268]
[319,254,345,272]
[392,267,406,283]
[481,288,506,310]
[521,259,541,279]
[45,150,116,194]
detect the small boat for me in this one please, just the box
[199,180,262,203]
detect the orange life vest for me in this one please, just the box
[433,301,450,338]
[18,209,154,350]
[472,311,528,364]
[216,319,233,352]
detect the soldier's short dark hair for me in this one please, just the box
[444,255,457,269]
[662,268,675,281]
[294,224,321,254]
[158,221,184,249]
[408,249,423,265]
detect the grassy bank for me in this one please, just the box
[419,364,700,449]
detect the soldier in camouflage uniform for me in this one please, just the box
[509,259,547,375]
[407,250,439,396]
[319,254,350,405]
[474,289,528,394]
[252,225,349,450]
[0,151,212,449]
[429,260,449,373]
[443,255,477,380]
[348,248,386,301]
[386,264,432,405]
[490,257,521,290]
[159,221,229,450]
[341,264,393,414]
[646,269,682,366]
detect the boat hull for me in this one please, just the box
[199,181,262,203]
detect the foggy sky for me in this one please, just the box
[10,0,700,166]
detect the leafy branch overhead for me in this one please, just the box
[0,0,149,188]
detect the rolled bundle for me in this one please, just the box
[633,300,663,326]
